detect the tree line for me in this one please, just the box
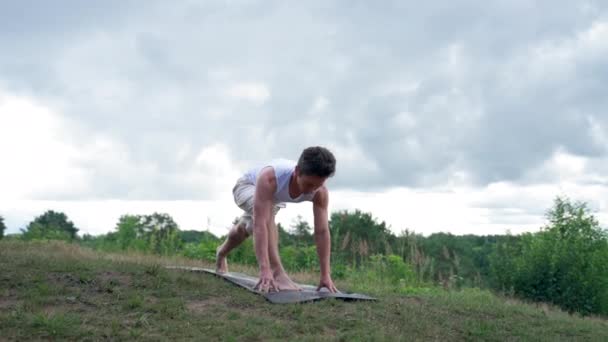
[1,196,606,316]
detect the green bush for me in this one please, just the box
[279,246,297,270]
[368,254,417,285]
[181,240,219,261]
[0,215,6,240]
[489,197,608,316]
[331,263,348,280]
[21,223,73,242]
[228,238,258,266]
[335,254,423,295]
[20,211,79,241]
[276,245,319,272]
[488,234,523,294]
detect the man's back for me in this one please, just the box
[241,159,316,204]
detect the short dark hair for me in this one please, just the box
[297,146,336,178]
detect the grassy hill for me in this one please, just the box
[1,241,606,341]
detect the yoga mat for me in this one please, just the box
[166,266,377,304]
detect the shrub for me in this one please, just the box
[489,197,608,316]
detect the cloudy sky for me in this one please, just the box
[1,0,607,237]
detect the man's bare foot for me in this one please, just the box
[215,247,228,273]
[273,272,301,291]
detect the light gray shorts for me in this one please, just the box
[232,176,285,234]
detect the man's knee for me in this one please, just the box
[239,225,251,238]
[233,220,250,238]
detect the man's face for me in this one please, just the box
[295,168,327,194]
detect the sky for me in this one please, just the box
[1,0,607,238]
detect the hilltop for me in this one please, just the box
[1,241,606,341]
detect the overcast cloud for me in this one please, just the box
[1,0,607,236]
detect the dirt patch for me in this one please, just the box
[48,273,78,286]
[146,296,159,305]
[96,271,132,287]
[400,296,425,305]
[41,302,91,316]
[0,298,19,310]
[186,298,224,314]
[46,271,132,296]
[504,299,521,306]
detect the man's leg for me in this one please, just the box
[215,219,250,273]
[267,217,300,291]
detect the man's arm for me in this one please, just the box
[313,186,338,292]
[252,168,276,292]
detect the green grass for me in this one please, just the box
[1,240,607,341]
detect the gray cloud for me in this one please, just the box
[1,0,607,200]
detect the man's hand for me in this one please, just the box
[317,274,339,293]
[254,268,277,293]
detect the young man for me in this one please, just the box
[215,146,338,293]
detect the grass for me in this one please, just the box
[0,240,607,341]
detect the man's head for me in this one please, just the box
[294,146,336,194]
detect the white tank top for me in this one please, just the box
[243,158,317,205]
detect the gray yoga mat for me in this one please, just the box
[166,266,377,304]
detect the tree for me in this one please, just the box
[290,215,313,246]
[179,230,219,244]
[111,213,182,255]
[22,210,79,241]
[277,222,295,246]
[0,215,5,240]
[179,229,221,261]
[489,196,608,316]
[115,215,145,251]
[139,212,182,254]
[329,209,395,267]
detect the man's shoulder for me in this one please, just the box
[256,167,278,190]
[312,185,329,205]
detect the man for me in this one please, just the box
[215,146,338,293]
